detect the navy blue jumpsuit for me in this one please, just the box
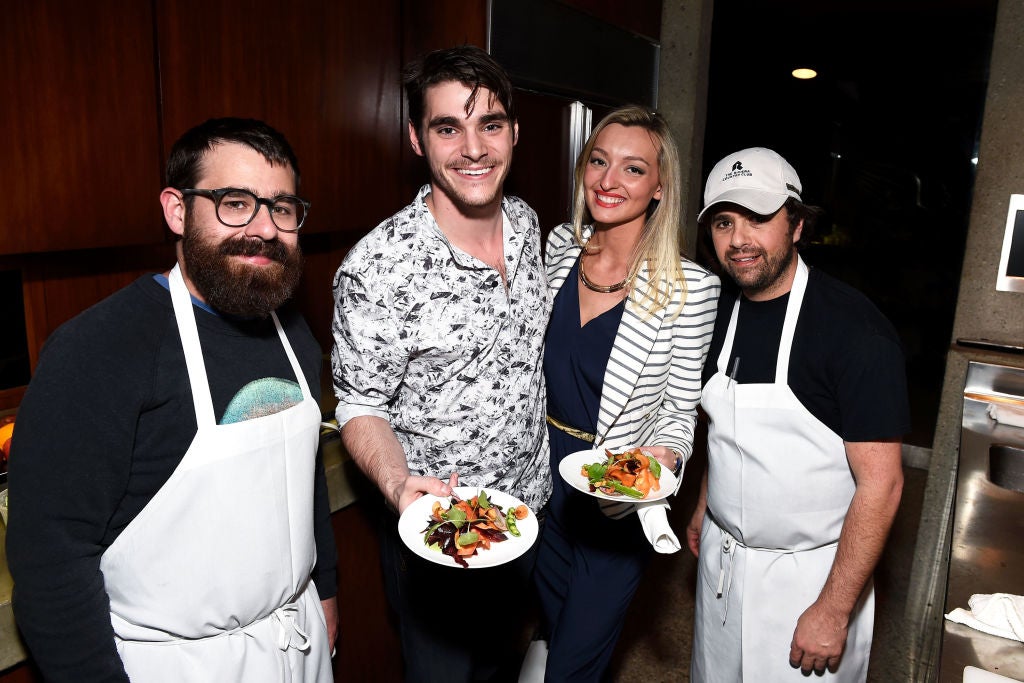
[533,259,654,681]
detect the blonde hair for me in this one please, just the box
[571,106,687,317]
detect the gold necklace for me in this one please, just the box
[578,255,627,293]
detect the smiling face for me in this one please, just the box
[582,123,663,231]
[409,80,518,216]
[162,142,303,317]
[708,203,802,301]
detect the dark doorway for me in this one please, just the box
[700,0,999,447]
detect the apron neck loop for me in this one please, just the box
[167,265,311,428]
[716,255,810,385]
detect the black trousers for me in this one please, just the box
[378,498,545,682]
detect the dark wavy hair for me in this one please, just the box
[165,117,300,192]
[402,45,517,142]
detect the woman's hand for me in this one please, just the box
[639,446,682,473]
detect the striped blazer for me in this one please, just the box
[546,223,720,511]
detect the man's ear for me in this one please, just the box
[408,121,424,157]
[160,188,186,237]
[792,218,804,244]
[512,121,519,147]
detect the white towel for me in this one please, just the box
[962,665,1022,682]
[987,404,1024,429]
[944,593,1024,642]
[635,501,681,554]
[517,639,547,683]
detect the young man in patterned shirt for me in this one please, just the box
[330,45,551,681]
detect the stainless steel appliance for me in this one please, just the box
[940,361,1024,681]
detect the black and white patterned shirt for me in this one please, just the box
[331,185,553,511]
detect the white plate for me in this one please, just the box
[559,449,677,502]
[397,486,538,569]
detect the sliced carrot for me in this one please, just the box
[634,469,652,496]
[608,469,636,486]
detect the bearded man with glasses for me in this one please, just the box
[7,117,338,682]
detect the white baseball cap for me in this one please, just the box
[697,147,802,222]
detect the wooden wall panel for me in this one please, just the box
[20,245,175,371]
[157,0,404,239]
[401,0,488,59]
[398,0,489,199]
[295,234,362,350]
[0,1,164,255]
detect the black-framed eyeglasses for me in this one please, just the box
[180,188,310,233]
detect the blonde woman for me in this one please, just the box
[527,106,720,680]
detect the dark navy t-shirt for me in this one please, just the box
[702,265,911,442]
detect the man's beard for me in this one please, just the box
[182,219,303,318]
[724,241,796,297]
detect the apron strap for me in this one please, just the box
[270,311,312,400]
[774,256,809,384]
[268,602,311,652]
[710,514,840,628]
[168,265,217,427]
[717,300,741,375]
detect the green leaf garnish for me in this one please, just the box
[446,507,467,529]
[648,456,662,478]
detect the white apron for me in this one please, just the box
[98,265,332,682]
[692,257,873,682]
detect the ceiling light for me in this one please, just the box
[792,68,818,80]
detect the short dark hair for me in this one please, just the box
[402,45,517,142]
[782,197,824,247]
[165,117,301,191]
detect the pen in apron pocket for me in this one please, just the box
[728,356,740,387]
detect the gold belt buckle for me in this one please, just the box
[546,415,596,443]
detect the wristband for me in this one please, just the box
[670,449,684,476]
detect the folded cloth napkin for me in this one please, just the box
[635,501,681,554]
[945,593,1024,642]
[962,666,1022,683]
[517,638,548,683]
[987,403,1024,429]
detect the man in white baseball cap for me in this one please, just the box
[687,147,910,682]
[697,146,803,222]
